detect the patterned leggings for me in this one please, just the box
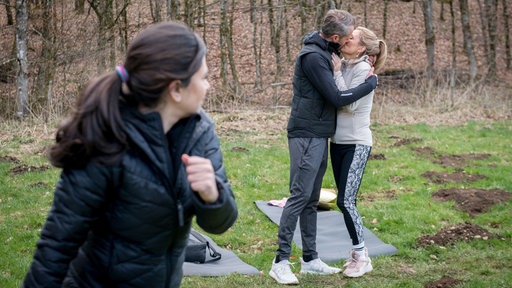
[330,143,371,246]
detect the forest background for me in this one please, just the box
[0,0,511,123]
[1,1,511,287]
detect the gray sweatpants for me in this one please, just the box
[276,137,328,261]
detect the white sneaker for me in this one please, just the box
[343,248,373,277]
[300,258,342,274]
[269,258,299,285]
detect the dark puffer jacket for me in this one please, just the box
[23,107,238,288]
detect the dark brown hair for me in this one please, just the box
[49,22,206,168]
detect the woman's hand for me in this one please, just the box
[367,55,376,66]
[331,53,342,73]
[182,154,219,203]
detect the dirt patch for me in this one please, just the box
[411,146,437,157]
[361,189,398,202]
[411,147,491,169]
[393,137,422,146]
[30,181,50,188]
[434,153,491,168]
[424,276,463,288]
[416,222,497,247]
[9,164,50,175]
[421,171,486,184]
[369,153,386,160]
[0,155,20,163]
[231,146,250,153]
[432,188,511,217]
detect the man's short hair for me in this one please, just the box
[321,10,355,38]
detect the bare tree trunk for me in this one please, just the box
[227,0,240,99]
[484,0,497,79]
[268,0,284,105]
[88,0,116,74]
[34,0,57,109]
[216,0,240,104]
[503,0,511,70]
[476,0,490,67]
[284,0,291,62]
[4,0,14,25]
[200,0,206,39]
[327,0,335,9]
[363,0,367,27]
[219,0,229,89]
[459,0,477,81]
[258,0,264,87]
[170,0,180,20]
[166,0,171,20]
[314,0,326,30]
[150,0,162,23]
[439,1,445,21]
[74,0,84,14]
[383,0,389,39]
[250,0,262,89]
[422,0,435,79]
[299,0,307,38]
[15,0,29,119]
[183,0,194,28]
[0,41,17,84]
[116,0,129,54]
[449,0,455,106]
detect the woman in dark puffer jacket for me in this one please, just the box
[22,22,237,288]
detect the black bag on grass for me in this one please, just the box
[185,229,222,263]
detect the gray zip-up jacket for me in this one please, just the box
[332,56,374,146]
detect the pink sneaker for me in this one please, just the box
[343,248,373,277]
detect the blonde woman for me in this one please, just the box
[330,26,387,278]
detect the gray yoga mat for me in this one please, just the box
[255,200,398,263]
[183,231,260,276]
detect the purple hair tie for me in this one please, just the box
[115,66,129,83]
[116,66,130,95]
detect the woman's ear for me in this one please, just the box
[168,80,182,102]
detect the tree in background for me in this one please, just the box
[219,0,241,104]
[15,0,28,119]
[503,0,511,70]
[33,0,57,113]
[484,0,497,79]
[4,0,512,120]
[422,0,435,79]
[3,0,14,25]
[74,0,84,14]
[459,0,478,81]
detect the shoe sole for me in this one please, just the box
[300,269,342,275]
[269,270,299,285]
[343,263,373,278]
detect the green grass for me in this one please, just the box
[1,120,511,287]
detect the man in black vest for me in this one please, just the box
[269,9,378,285]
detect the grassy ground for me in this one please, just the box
[0,116,511,288]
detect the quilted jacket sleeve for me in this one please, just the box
[22,163,116,287]
[192,120,238,235]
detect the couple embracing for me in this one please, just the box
[270,9,388,285]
